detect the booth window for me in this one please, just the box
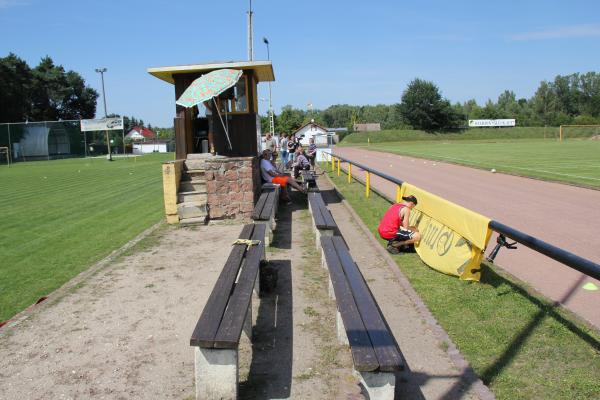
[217,75,249,114]
[233,76,248,113]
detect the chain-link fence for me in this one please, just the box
[0,120,175,163]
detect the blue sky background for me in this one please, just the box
[1,0,599,126]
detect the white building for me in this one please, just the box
[132,142,168,154]
[292,121,330,147]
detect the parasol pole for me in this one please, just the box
[213,97,233,150]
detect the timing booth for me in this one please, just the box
[148,61,274,159]
[147,61,276,223]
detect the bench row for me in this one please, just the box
[308,182,404,400]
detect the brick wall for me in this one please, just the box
[204,156,260,220]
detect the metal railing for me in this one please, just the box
[325,152,600,281]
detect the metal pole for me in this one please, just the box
[247,0,254,61]
[7,124,12,166]
[95,67,112,161]
[263,37,274,136]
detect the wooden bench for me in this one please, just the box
[301,170,318,191]
[308,192,337,250]
[252,184,279,246]
[320,236,404,399]
[190,223,266,400]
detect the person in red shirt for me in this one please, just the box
[378,195,421,254]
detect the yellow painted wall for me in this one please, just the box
[162,160,185,224]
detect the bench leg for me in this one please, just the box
[354,370,396,400]
[194,347,238,400]
[244,301,253,339]
[336,310,349,346]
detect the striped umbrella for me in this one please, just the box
[175,69,242,150]
[176,69,242,108]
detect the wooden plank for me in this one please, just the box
[331,237,404,372]
[214,224,264,348]
[321,237,379,372]
[308,193,326,228]
[252,192,269,220]
[190,224,254,348]
[260,191,276,220]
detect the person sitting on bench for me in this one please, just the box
[378,195,421,254]
[292,145,311,179]
[260,149,306,202]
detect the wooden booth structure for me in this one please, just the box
[148,61,274,159]
[148,61,275,223]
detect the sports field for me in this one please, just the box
[358,139,600,188]
[0,154,172,322]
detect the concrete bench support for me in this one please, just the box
[354,370,396,400]
[194,347,238,400]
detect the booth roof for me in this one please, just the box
[147,60,275,84]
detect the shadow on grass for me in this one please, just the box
[437,265,599,399]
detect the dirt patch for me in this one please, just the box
[0,224,243,399]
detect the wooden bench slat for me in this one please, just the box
[259,191,276,220]
[332,236,404,372]
[309,192,336,230]
[308,193,326,228]
[251,192,269,220]
[321,237,379,372]
[213,224,266,348]
[190,224,254,348]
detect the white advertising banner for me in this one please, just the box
[80,117,124,132]
[468,119,516,127]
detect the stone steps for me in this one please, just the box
[177,157,209,224]
[178,190,207,205]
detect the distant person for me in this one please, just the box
[306,137,317,168]
[260,149,306,202]
[287,135,298,164]
[279,134,289,169]
[265,133,276,153]
[292,145,311,179]
[378,195,421,254]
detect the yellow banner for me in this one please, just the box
[400,183,492,281]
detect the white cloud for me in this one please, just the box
[0,0,28,8]
[511,24,600,41]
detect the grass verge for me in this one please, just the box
[321,163,600,400]
[0,153,172,321]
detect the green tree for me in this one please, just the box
[275,105,304,134]
[0,53,33,123]
[399,78,461,131]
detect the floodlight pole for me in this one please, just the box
[95,67,112,161]
[263,37,274,136]
[247,0,254,61]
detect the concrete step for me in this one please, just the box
[179,216,208,226]
[178,190,207,205]
[185,159,207,171]
[179,180,207,193]
[177,203,208,219]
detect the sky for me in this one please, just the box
[1,0,600,127]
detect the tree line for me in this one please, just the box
[0,53,98,123]
[263,71,600,134]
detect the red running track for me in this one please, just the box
[334,147,600,329]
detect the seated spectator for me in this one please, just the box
[377,195,421,254]
[293,145,311,179]
[260,149,306,202]
[306,138,317,168]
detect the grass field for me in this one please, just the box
[347,140,600,188]
[0,154,172,322]
[322,164,600,399]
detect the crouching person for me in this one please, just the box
[378,195,421,254]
